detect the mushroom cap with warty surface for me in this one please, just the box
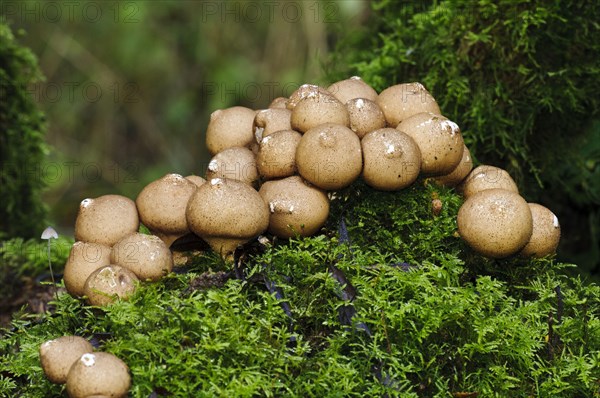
[291,90,350,133]
[136,173,198,247]
[286,84,330,110]
[66,352,131,398]
[520,203,561,258]
[63,241,112,297]
[397,112,464,176]
[295,123,363,190]
[110,232,173,281]
[376,82,441,126]
[257,130,302,179]
[361,128,422,191]
[457,188,533,258]
[254,108,292,139]
[39,336,93,384]
[186,178,270,258]
[205,146,258,186]
[460,165,519,198]
[205,106,256,155]
[259,176,330,238]
[83,264,139,306]
[74,194,139,247]
[327,76,378,104]
[346,98,387,138]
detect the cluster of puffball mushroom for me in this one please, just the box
[42,77,561,394]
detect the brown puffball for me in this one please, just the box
[40,336,93,384]
[136,173,198,247]
[291,90,350,133]
[376,82,441,126]
[286,84,329,110]
[74,195,139,247]
[457,189,533,258]
[259,176,330,238]
[295,123,363,190]
[64,241,112,297]
[268,97,288,109]
[433,144,473,187]
[205,106,256,155]
[460,165,519,199]
[205,146,258,186]
[257,130,302,179]
[397,112,464,176]
[111,233,173,281]
[327,76,378,104]
[185,174,206,187]
[254,108,292,139]
[520,203,561,258]
[346,98,387,138]
[186,178,270,259]
[83,265,139,306]
[361,128,422,191]
[66,352,131,398]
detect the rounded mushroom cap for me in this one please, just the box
[268,97,288,109]
[74,195,139,247]
[397,112,464,176]
[136,173,197,247]
[64,241,112,297]
[205,146,258,186]
[111,233,173,281]
[290,91,350,133]
[66,352,131,398]
[257,130,302,180]
[460,165,519,198]
[346,98,387,138]
[185,175,206,187]
[259,176,330,238]
[186,178,270,257]
[433,144,473,187]
[39,336,93,384]
[205,106,256,155]
[83,264,139,306]
[457,189,533,258]
[286,84,330,110]
[361,128,422,191]
[254,108,292,139]
[376,82,441,126]
[327,76,378,104]
[295,123,363,190]
[520,203,561,258]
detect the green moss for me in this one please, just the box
[2,183,599,397]
[0,22,49,239]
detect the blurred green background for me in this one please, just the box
[2,0,368,234]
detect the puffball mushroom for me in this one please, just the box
[205,106,256,155]
[186,178,270,259]
[39,336,93,384]
[433,144,473,187]
[205,146,258,186]
[457,188,533,258]
[346,98,387,139]
[397,112,464,176]
[74,195,139,247]
[136,173,198,247]
[295,123,363,190]
[66,352,131,398]
[259,176,330,238]
[460,165,519,199]
[376,82,441,126]
[111,233,173,281]
[185,174,206,187]
[254,108,292,139]
[286,84,330,110]
[520,203,561,258]
[291,90,350,133]
[268,97,288,109]
[257,130,302,179]
[83,264,139,306]
[361,128,422,191]
[327,76,378,104]
[64,241,112,297]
